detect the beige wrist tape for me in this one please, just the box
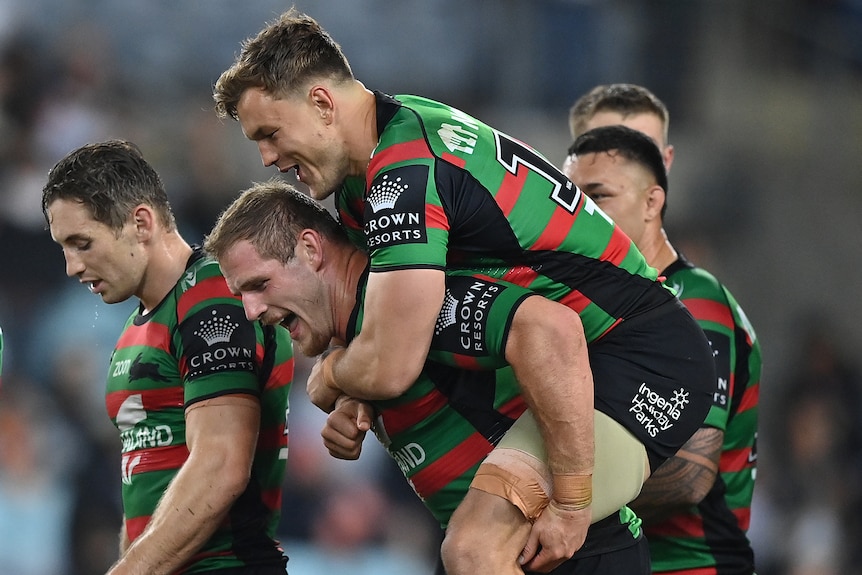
[552,473,593,511]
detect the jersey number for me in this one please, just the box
[494,131,581,213]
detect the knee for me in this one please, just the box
[441,523,485,574]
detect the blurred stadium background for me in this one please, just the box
[1,1,861,574]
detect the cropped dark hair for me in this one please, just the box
[41,139,175,232]
[568,125,669,218]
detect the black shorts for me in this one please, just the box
[433,513,650,575]
[590,297,715,472]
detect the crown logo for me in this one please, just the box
[367,174,407,213]
[194,310,239,345]
[435,290,459,335]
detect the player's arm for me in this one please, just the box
[630,426,722,523]
[307,267,445,411]
[505,295,595,571]
[106,394,260,575]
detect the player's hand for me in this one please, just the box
[519,502,591,573]
[307,347,346,412]
[321,396,374,460]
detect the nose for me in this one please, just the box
[64,250,85,278]
[241,292,266,322]
[258,141,278,168]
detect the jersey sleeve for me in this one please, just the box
[175,279,265,407]
[362,162,450,271]
[426,272,532,370]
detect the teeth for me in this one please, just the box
[88,282,96,293]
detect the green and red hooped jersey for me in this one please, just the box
[348,269,643,558]
[105,249,293,573]
[347,268,526,526]
[645,256,761,575]
[336,92,677,343]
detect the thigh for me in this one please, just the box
[446,487,532,563]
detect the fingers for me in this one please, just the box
[321,410,367,459]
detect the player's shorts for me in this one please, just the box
[471,409,649,523]
[589,297,715,472]
[433,511,650,575]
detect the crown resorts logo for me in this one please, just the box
[194,310,239,345]
[435,290,460,335]
[367,174,407,213]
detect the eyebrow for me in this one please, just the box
[55,232,92,245]
[578,182,605,193]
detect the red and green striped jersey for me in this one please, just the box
[348,268,643,558]
[645,256,761,574]
[105,248,293,573]
[336,92,676,342]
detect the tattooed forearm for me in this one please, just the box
[630,427,723,525]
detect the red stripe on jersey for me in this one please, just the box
[651,567,718,575]
[426,203,450,232]
[106,387,184,419]
[533,207,575,251]
[261,486,282,513]
[681,298,734,329]
[176,276,235,320]
[265,358,294,391]
[498,396,528,420]
[599,225,633,267]
[646,513,705,538]
[125,515,151,542]
[341,197,365,231]
[453,355,482,369]
[719,447,754,473]
[410,432,493,498]
[442,152,466,168]
[559,289,590,314]
[368,139,434,176]
[501,266,540,288]
[495,166,530,217]
[735,506,751,531]
[736,382,759,414]
[115,321,171,353]
[257,424,287,451]
[126,444,190,474]
[380,389,448,436]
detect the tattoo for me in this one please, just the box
[630,427,723,524]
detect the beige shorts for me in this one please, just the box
[470,409,649,522]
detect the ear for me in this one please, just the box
[131,205,156,241]
[296,228,326,269]
[309,85,335,124]
[663,144,675,173]
[644,185,666,222]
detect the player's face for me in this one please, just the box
[236,87,351,201]
[582,111,673,172]
[219,239,333,356]
[47,198,145,304]
[563,151,653,246]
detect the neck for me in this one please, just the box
[343,81,379,177]
[329,245,369,341]
[637,227,678,275]
[139,231,193,312]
